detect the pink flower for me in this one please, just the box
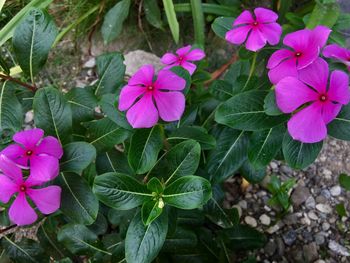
[323,44,350,71]
[0,154,61,226]
[275,58,350,143]
[118,65,186,128]
[267,26,331,84]
[1,129,63,184]
[225,7,282,52]
[161,45,205,75]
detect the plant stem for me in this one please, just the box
[204,53,238,86]
[0,73,37,92]
[190,0,205,48]
[242,52,257,91]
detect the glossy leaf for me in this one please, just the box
[96,150,134,175]
[144,0,163,29]
[33,86,72,144]
[209,80,234,101]
[141,200,163,225]
[306,1,339,29]
[163,0,179,43]
[211,16,234,39]
[339,173,350,191]
[93,172,152,210]
[264,90,283,116]
[328,104,350,141]
[240,160,266,184]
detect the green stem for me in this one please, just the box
[190,0,205,48]
[242,52,257,92]
[163,0,179,44]
[174,3,237,16]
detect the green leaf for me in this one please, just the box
[264,90,283,116]
[125,211,168,263]
[328,104,350,141]
[13,8,58,81]
[170,66,191,93]
[162,227,198,252]
[240,160,266,184]
[335,203,347,217]
[174,3,239,16]
[0,81,23,133]
[339,173,350,191]
[57,224,110,256]
[168,126,216,150]
[219,225,266,250]
[96,150,134,175]
[0,0,53,47]
[306,1,340,29]
[282,133,323,169]
[2,237,47,263]
[33,87,72,145]
[128,125,163,174]
[144,0,163,29]
[57,172,99,225]
[209,80,234,101]
[147,177,164,193]
[215,90,287,131]
[207,127,248,183]
[95,52,126,96]
[93,172,152,210]
[211,16,234,39]
[101,0,131,44]
[65,87,98,123]
[190,0,205,48]
[163,0,180,43]
[141,200,163,225]
[163,176,212,209]
[84,118,131,152]
[248,125,286,169]
[60,142,96,174]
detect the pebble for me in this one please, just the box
[303,242,318,262]
[320,189,331,199]
[305,196,316,209]
[282,230,297,246]
[276,237,285,256]
[328,240,350,256]
[239,200,248,210]
[259,214,271,225]
[322,222,330,231]
[330,185,341,196]
[316,204,333,214]
[264,240,277,256]
[308,211,318,220]
[24,111,34,123]
[315,195,327,204]
[291,186,311,206]
[244,216,257,228]
[83,57,96,68]
[266,224,280,234]
[315,232,325,245]
[283,213,298,225]
[270,162,278,169]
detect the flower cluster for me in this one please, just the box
[118,45,205,128]
[226,7,350,143]
[0,129,62,226]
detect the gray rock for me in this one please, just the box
[282,230,297,246]
[315,195,327,204]
[328,240,350,256]
[244,216,257,228]
[315,232,325,245]
[307,211,318,221]
[292,186,311,206]
[330,185,341,196]
[239,200,248,210]
[320,189,331,199]
[316,204,333,214]
[83,57,96,68]
[302,230,313,243]
[303,242,318,262]
[322,222,330,231]
[264,240,277,256]
[283,213,298,225]
[305,196,316,209]
[276,237,285,257]
[259,214,271,225]
[124,50,163,76]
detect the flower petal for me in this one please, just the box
[287,103,327,143]
[126,93,158,128]
[233,10,254,26]
[128,65,154,86]
[295,44,319,69]
[118,85,147,111]
[13,128,44,149]
[258,23,282,45]
[298,58,329,93]
[27,155,59,185]
[9,192,37,226]
[275,77,318,113]
[1,144,27,166]
[35,136,63,159]
[254,7,278,23]
[181,61,197,75]
[154,91,185,122]
[310,25,331,48]
[0,154,23,183]
[268,58,298,84]
[323,44,350,62]
[283,28,311,51]
[185,49,205,61]
[226,26,252,45]
[0,175,18,203]
[160,52,178,65]
[321,102,342,124]
[155,70,186,91]
[245,29,266,51]
[267,49,294,69]
[176,45,192,56]
[328,70,350,104]
[26,186,61,214]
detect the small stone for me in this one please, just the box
[270,162,278,169]
[276,237,285,257]
[283,213,298,225]
[244,216,257,228]
[301,215,311,225]
[315,232,325,245]
[264,240,277,256]
[316,204,332,214]
[315,195,327,204]
[291,186,311,206]
[320,189,331,199]
[83,57,96,68]
[282,230,297,246]
[305,196,316,209]
[302,230,313,242]
[259,214,271,225]
[281,165,293,174]
[330,185,341,196]
[239,200,247,210]
[303,242,318,262]
[24,111,34,123]
[322,222,330,231]
[308,211,318,221]
[328,240,350,256]
[266,224,280,234]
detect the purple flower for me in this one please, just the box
[118,65,186,128]
[161,45,205,75]
[1,129,63,184]
[275,58,350,143]
[0,154,61,226]
[323,44,350,71]
[225,7,282,52]
[267,25,331,84]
